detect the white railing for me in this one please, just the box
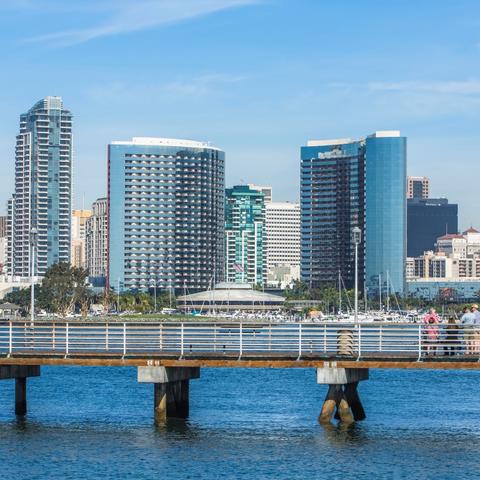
[0,321,476,360]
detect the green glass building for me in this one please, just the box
[225,185,266,286]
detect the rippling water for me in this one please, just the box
[0,366,479,479]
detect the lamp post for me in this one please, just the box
[352,227,362,323]
[30,227,38,325]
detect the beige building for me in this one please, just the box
[71,209,92,269]
[407,176,429,199]
[265,202,300,287]
[85,198,108,278]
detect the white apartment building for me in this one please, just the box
[247,184,272,203]
[7,96,72,277]
[265,202,300,287]
[407,228,480,280]
[85,198,108,278]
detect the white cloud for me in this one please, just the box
[85,73,248,101]
[368,79,480,95]
[23,0,260,47]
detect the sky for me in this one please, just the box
[0,0,479,228]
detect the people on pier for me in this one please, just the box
[460,307,476,354]
[423,308,440,354]
[471,304,480,353]
[444,317,460,356]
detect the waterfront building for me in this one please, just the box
[108,137,224,292]
[0,216,6,275]
[7,96,73,277]
[300,131,406,296]
[71,209,92,269]
[407,176,429,199]
[407,198,458,257]
[407,279,480,302]
[85,198,108,279]
[265,202,300,287]
[247,184,272,203]
[407,228,480,281]
[225,185,266,286]
[177,282,285,312]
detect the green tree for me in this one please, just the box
[41,262,90,316]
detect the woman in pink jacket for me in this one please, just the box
[423,308,440,355]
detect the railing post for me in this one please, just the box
[180,323,184,358]
[159,323,163,351]
[297,323,302,359]
[8,321,12,356]
[379,325,383,352]
[356,323,361,361]
[239,322,243,358]
[65,322,69,356]
[123,322,127,356]
[417,324,422,361]
[323,324,327,353]
[52,322,56,351]
[105,322,109,351]
[213,324,217,352]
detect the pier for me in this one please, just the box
[0,320,478,424]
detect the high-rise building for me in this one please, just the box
[71,209,92,269]
[225,185,266,286]
[247,184,272,203]
[407,198,458,257]
[0,216,6,275]
[407,176,429,199]
[86,198,108,279]
[7,96,72,277]
[265,202,300,287]
[108,137,225,292]
[301,131,406,296]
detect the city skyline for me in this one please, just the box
[0,1,480,228]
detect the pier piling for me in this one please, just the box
[317,368,368,424]
[138,367,200,423]
[0,365,40,416]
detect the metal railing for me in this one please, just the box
[0,321,477,360]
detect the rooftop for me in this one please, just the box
[111,137,222,151]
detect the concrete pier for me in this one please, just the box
[317,367,368,424]
[0,365,40,416]
[138,367,200,423]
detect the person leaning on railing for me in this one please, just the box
[445,317,460,356]
[460,307,476,355]
[423,308,440,355]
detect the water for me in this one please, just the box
[0,367,479,479]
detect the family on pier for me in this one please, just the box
[423,305,480,355]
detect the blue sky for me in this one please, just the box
[0,0,479,227]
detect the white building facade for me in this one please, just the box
[265,202,301,287]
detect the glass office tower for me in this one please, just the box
[108,137,225,292]
[7,96,72,277]
[301,131,406,296]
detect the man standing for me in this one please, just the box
[461,307,476,354]
[471,304,480,353]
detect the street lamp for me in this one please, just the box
[352,227,362,323]
[30,227,38,325]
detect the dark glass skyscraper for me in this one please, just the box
[301,131,406,296]
[407,198,458,257]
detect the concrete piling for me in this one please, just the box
[317,367,368,425]
[0,365,40,416]
[138,367,200,423]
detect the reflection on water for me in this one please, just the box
[0,366,479,479]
